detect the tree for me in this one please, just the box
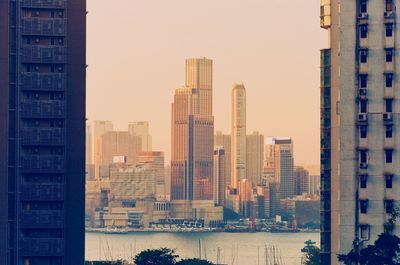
[338,233,400,265]
[85,261,125,265]
[134,248,178,265]
[176,258,215,265]
[302,247,320,265]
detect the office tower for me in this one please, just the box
[238,179,253,217]
[138,151,165,199]
[269,181,281,218]
[213,147,226,206]
[231,83,247,189]
[263,144,276,182]
[294,166,310,195]
[96,131,142,178]
[171,58,214,201]
[0,1,86,264]
[214,131,231,187]
[128,121,153,151]
[94,120,113,178]
[266,137,294,199]
[109,163,157,203]
[185,58,213,117]
[246,131,264,186]
[86,122,93,165]
[309,175,320,196]
[320,1,400,263]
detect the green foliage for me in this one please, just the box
[85,261,125,265]
[303,247,320,265]
[176,258,215,265]
[134,248,179,265]
[338,233,400,265]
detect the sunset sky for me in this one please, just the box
[86,0,328,166]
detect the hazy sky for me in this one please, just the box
[86,0,328,166]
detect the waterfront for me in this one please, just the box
[86,232,319,265]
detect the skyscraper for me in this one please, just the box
[86,122,93,165]
[128,121,152,152]
[171,58,214,201]
[214,131,231,187]
[246,131,264,186]
[0,1,86,264]
[231,83,247,189]
[138,151,165,199]
[294,166,310,195]
[320,1,400,263]
[213,147,226,206]
[94,120,113,179]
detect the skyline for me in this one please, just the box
[86,0,327,166]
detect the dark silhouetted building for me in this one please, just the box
[0,1,86,264]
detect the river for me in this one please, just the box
[86,231,320,265]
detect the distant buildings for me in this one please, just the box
[294,166,310,196]
[138,151,166,199]
[128,121,153,152]
[0,1,86,263]
[86,122,93,165]
[231,83,247,189]
[246,131,264,186]
[214,131,231,187]
[171,58,214,201]
[213,147,226,206]
[94,120,114,179]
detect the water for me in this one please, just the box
[86,232,319,265]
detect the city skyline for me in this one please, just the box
[86,0,326,167]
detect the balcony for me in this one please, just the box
[357,113,368,125]
[384,11,396,23]
[21,18,66,36]
[20,238,63,257]
[358,13,369,25]
[20,210,63,228]
[21,155,64,173]
[21,127,64,146]
[21,0,66,9]
[20,100,65,118]
[21,45,66,63]
[383,113,393,125]
[21,73,65,91]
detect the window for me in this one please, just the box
[386,0,394,12]
[385,99,393,112]
[385,149,393,163]
[360,0,367,13]
[385,200,394,214]
[360,49,368,63]
[360,200,368,214]
[385,73,393,87]
[386,174,393,189]
[360,125,367,138]
[386,23,393,37]
[360,74,368,88]
[360,25,368,38]
[360,150,368,163]
[360,224,370,239]
[386,125,393,138]
[360,99,368,113]
[360,174,368,188]
[386,48,394,62]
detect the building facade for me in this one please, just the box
[214,131,231,188]
[93,120,113,179]
[294,166,310,195]
[246,131,264,187]
[213,147,226,206]
[128,121,152,152]
[320,1,400,263]
[0,1,86,264]
[138,151,165,199]
[231,83,247,189]
[171,58,214,201]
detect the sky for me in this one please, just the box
[86,0,328,167]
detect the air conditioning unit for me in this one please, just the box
[360,162,368,169]
[359,88,367,97]
[359,13,369,19]
[358,113,368,122]
[383,113,393,121]
[384,11,394,18]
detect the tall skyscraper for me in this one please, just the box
[213,147,226,206]
[320,1,400,263]
[0,1,86,264]
[294,166,310,195]
[231,83,247,189]
[266,137,294,199]
[171,58,214,201]
[138,151,165,199]
[86,122,93,165]
[246,131,264,186]
[128,121,152,152]
[96,131,142,178]
[94,120,113,178]
[214,131,231,187]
